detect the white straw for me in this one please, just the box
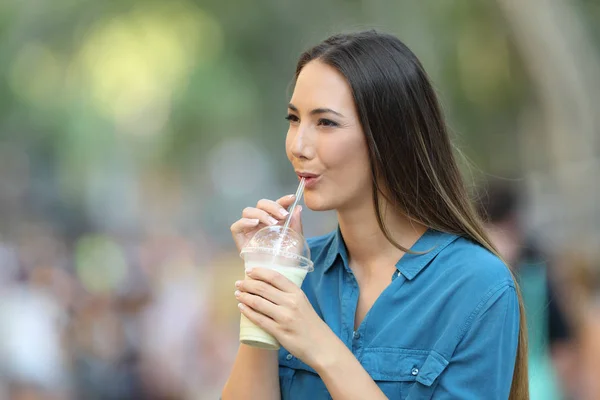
[282,178,305,232]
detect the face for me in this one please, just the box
[286,60,372,212]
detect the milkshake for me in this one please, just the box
[239,225,314,350]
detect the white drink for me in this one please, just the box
[238,225,313,350]
[239,263,308,350]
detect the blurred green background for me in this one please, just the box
[0,0,599,399]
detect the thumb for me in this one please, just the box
[289,205,304,235]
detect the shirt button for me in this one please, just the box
[411,367,419,376]
[286,354,293,360]
[353,331,361,340]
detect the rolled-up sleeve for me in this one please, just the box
[435,284,520,399]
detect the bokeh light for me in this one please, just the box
[74,235,127,294]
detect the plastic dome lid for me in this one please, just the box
[240,225,313,271]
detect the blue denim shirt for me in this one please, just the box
[278,228,519,399]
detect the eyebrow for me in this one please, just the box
[288,103,345,118]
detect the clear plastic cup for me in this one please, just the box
[239,225,314,350]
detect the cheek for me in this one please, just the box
[285,130,293,161]
[322,135,369,177]
[318,135,372,198]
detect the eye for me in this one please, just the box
[285,114,299,123]
[318,118,339,128]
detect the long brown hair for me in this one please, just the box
[295,30,529,399]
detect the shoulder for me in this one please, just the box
[434,236,515,292]
[425,235,517,331]
[426,236,518,342]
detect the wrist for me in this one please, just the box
[311,332,345,375]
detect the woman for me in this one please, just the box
[222,30,528,399]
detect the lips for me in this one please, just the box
[296,171,321,188]
[297,172,319,179]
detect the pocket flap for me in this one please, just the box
[415,351,449,386]
[361,348,448,386]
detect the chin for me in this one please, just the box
[303,192,336,212]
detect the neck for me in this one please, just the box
[337,196,427,272]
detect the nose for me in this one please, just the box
[289,125,315,161]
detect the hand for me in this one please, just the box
[235,266,334,368]
[230,195,303,253]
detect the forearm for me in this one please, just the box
[222,344,280,400]
[313,336,387,400]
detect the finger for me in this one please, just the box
[236,278,286,306]
[275,194,296,209]
[238,303,278,335]
[245,267,299,293]
[241,207,279,226]
[230,218,260,235]
[256,198,290,220]
[288,205,303,235]
[236,291,280,321]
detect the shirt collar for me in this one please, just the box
[322,227,459,280]
[323,226,349,273]
[396,229,459,280]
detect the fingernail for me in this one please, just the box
[249,219,259,225]
[235,281,242,288]
[245,268,253,275]
[238,303,244,310]
[234,290,241,297]
[298,205,303,212]
[268,216,278,225]
[280,208,289,217]
[287,194,295,199]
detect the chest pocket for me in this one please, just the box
[278,351,329,400]
[361,348,449,399]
